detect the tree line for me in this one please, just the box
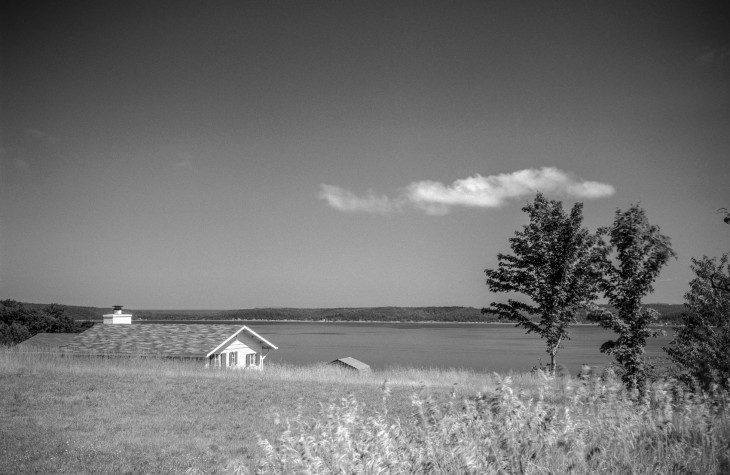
[113,304,685,323]
[0,300,92,346]
[134,307,492,322]
[484,193,729,392]
[0,301,685,325]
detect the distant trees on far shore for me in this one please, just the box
[0,300,687,326]
[135,306,492,323]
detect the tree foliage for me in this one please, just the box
[483,193,600,372]
[589,205,676,391]
[0,299,89,346]
[665,254,730,390]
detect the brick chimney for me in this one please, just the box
[103,305,132,324]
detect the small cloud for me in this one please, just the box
[320,167,615,215]
[318,185,396,214]
[174,160,193,169]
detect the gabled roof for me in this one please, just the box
[206,325,278,357]
[328,357,371,371]
[16,333,77,348]
[64,324,277,359]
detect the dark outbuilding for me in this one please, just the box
[328,357,371,372]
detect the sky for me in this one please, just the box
[1,1,728,310]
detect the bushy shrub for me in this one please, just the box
[665,254,730,390]
[0,322,31,346]
[0,299,88,345]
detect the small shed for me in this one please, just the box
[328,357,371,372]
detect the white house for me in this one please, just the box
[62,306,277,369]
[205,325,277,369]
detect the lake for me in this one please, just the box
[147,321,674,375]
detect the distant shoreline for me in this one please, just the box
[88,319,675,327]
[15,299,683,325]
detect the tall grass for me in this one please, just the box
[256,373,730,474]
[2,346,530,396]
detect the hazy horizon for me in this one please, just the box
[10,301,687,312]
[2,1,728,309]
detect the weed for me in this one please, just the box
[257,373,730,474]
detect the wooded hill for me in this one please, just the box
[9,301,686,324]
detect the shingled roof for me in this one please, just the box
[16,333,77,349]
[64,324,277,359]
[328,356,371,372]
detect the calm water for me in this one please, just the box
[149,321,674,374]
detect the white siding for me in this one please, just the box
[214,337,261,369]
[205,329,273,370]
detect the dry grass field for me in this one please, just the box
[1,348,729,474]
[0,349,478,474]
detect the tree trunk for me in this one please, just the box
[549,336,562,375]
[549,353,556,375]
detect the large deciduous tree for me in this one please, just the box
[589,205,676,392]
[665,253,730,390]
[483,193,600,373]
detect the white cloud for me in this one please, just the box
[320,167,615,215]
[318,185,396,215]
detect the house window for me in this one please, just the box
[229,352,237,366]
[220,353,226,368]
[246,353,256,367]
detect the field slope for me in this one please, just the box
[2,349,727,474]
